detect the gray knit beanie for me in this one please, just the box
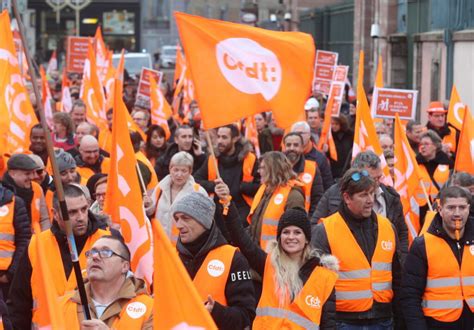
[172,192,215,230]
[55,149,76,172]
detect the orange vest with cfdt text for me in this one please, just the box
[0,197,15,271]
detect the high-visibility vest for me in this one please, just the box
[420,211,437,236]
[323,212,395,312]
[29,228,110,329]
[76,157,111,182]
[45,189,54,222]
[151,183,201,246]
[61,292,153,329]
[422,232,474,322]
[247,181,299,251]
[297,160,317,212]
[253,255,338,329]
[442,126,458,154]
[193,244,236,306]
[31,182,44,230]
[418,163,450,201]
[0,197,15,271]
[207,153,257,207]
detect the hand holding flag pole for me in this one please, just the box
[11,0,91,320]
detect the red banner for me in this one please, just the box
[371,87,418,120]
[66,36,90,73]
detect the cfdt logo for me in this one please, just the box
[216,38,282,101]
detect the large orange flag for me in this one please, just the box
[150,75,171,139]
[352,50,393,186]
[375,55,383,88]
[175,12,314,129]
[39,66,54,129]
[85,42,106,115]
[454,107,474,175]
[0,10,38,154]
[393,114,426,244]
[317,94,338,161]
[152,220,217,330]
[94,26,109,83]
[104,79,153,284]
[447,85,465,131]
[81,74,107,130]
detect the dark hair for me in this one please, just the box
[448,172,474,188]
[129,131,143,153]
[439,186,472,206]
[52,184,87,211]
[332,114,350,132]
[340,168,376,196]
[219,124,240,138]
[97,235,131,263]
[406,120,421,132]
[175,125,192,138]
[283,132,304,146]
[352,150,381,170]
[30,123,44,134]
[145,125,167,157]
[71,99,86,112]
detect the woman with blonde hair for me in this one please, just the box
[215,179,337,329]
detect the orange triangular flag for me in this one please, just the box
[104,78,153,284]
[173,45,185,89]
[394,114,425,245]
[353,50,393,186]
[317,94,338,161]
[375,55,383,88]
[81,74,107,130]
[150,74,171,139]
[85,42,105,114]
[39,66,54,129]
[447,85,465,131]
[152,220,217,330]
[94,26,109,83]
[454,107,474,175]
[175,12,314,129]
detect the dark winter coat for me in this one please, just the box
[304,145,334,190]
[329,129,354,179]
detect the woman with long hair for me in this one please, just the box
[215,179,337,329]
[145,124,168,167]
[52,112,77,151]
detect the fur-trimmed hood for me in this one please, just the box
[319,254,339,272]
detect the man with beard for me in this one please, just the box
[195,124,260,234]
[283,132,324,216]
[28,124,48,165]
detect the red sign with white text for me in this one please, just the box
[135,68,163,108]
[371,87,418,120]
[313,50,339,96]
[66,36,91,73]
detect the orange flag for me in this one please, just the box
[46,50,57,76]
[172,63,187,116]
[352,50,393,186]
[245,115,260,157]
[0,10,38,154]
[393,114,426,244]
[81,74,107,130]
[454,107,474,175]
[173,45,185,89]
[84,42,106,114]
[375,55,383,88]
[39,66,54,129]
[447,85,465,131]
[317,94,338,161]
[94,26,109,83]
[175,12,314,129]
[104,79,153,284]
[150,75,171,139]
[152,220,217,330]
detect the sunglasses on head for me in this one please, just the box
[350,170,369,182]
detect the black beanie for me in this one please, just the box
[277,208,311,241]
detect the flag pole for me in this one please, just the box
[420,182,434,212]
[11,0,91,320]
[205,130,220,179]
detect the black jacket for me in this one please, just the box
[7,212,115,330]
[311,182,408,263]
[292,156,324,216]
[176,222,256,330]
[304,145,334,190]
[311,202,403,324]
[222,203,337,329]
[2,173,34,222]
[416,151,454,191]
[0,185,31,282]
[329,129,354,179]
[194,139,260,229]
[400,214,474,330]
[155,142,206,180]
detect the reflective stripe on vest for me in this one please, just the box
[193,245,236,306]
[298,159,317,212]
[247,183,293,251]
[323,213,395,312]
[207,153,256,207]
[29,228,111,328]
[422,232,474,322]
[253,255,338,329]
[0,198,15,271]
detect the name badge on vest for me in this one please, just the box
[302,173,312,184]
[273,193,284,205]
[126,301,147,319]
[207,259,225,277]
[0,206,9,217]
[381,240,393,251]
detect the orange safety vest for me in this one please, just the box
[136,151,159,191]
[247,181,298,251]
[76,157,111,182]
[419,211,437,236]
[442,126,458,154]
[323,212,395,312]
[45,189,54,222]
[253,256,337,329]
[207,153,256,207]
[418,164,450,202]
[29,228,110,328]
[0,197,15,271]
[152,183,201,245]
[193,245,236,306]
[31,182,44,230]
[422,232,474,322]
[61,293,153,329]
[297,160,317,212]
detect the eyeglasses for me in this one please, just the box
[85,248,127,260]
[350,170,369,182]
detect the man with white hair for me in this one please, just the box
[75,135,110,182]
[379,134,394,152]
[291,121,334,190]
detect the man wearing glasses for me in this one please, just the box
[8,184,113,329]
[60,236,153,329]
[312,168,402,329]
